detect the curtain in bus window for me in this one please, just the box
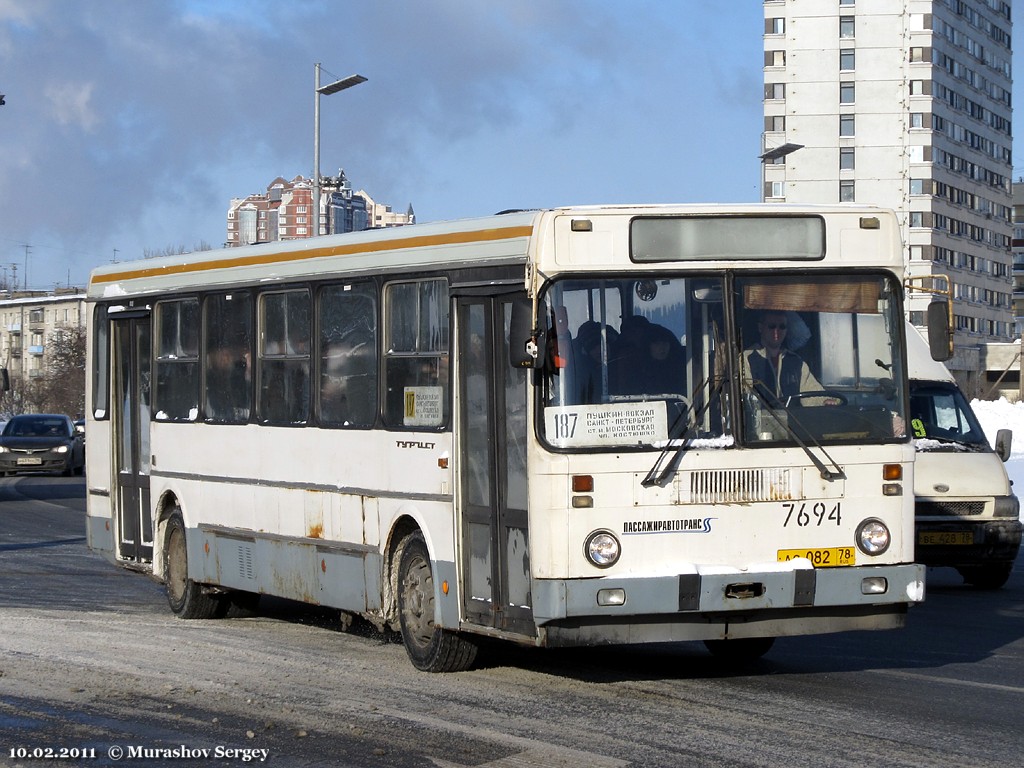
[319,283,377,427]
[154,299,199,421]
[204,292,252,423]
[383,279,449,428]
[259,290,311,424]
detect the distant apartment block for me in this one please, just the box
[763,0,1014,344]
[0,290,86,387]
[226,171,414,247]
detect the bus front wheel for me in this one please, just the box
[957,563,1013,590]
[396,531,477,673]
[164,511,224,619]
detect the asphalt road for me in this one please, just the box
[1,475,1022,767]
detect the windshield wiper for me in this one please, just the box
[746,383,846,482]
[642,377,726,488]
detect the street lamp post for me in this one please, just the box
[759,142,804,202]
[313,63,366,236]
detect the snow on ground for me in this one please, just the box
[970,397,1024,488]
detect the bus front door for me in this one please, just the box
[112,317,153,563]
[457,296,534,636]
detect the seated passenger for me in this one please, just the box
[572,321,618,404]
[610,318,686,397]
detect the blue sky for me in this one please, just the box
[0,1,1019,290]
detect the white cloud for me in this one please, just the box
[44,80,98,130]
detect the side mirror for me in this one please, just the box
[926,302,952,362]
[509,298,544,369]
[995,428,1012,463]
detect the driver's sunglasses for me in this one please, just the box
[765,323,787,330]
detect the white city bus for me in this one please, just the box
[85,204,941,672]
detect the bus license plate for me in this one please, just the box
[16,457,42,466]
[778,547,855,567]
[918,531,974,546]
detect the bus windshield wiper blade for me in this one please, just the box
[748,385,846,482]
[642,377,725,488]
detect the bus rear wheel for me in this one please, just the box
[397,531,477,673]
[164,511,224,619]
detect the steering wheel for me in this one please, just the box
[786,391,847,406]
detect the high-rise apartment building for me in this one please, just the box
[762,0,1013,346]
[226,172,413,247]
[1012,181,1024,334]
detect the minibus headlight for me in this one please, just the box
[584,530,620,568]
[856,518,891,556]
[993,495,1019,518]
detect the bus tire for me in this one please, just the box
[957,563,1013,590]
[703,636,775,662]
[164,511,224,619]
[397,531,477,673]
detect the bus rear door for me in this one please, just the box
[111,315,153,563]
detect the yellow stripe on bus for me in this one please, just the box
[89,225,535,287]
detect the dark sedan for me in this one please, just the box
[0,414,85,476]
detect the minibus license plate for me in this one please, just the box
[777,547,855,567]
[16,457,42,466]
[918,531,973,546]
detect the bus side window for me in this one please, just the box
[382,278,449,428]
[258,290,311,425]
[204,292,252,423]
[154,298,200,421]
[318,283,378,428]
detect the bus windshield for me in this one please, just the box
[539,272,907,450]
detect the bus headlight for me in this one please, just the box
[856,518,891,556]
[584,530,620,568]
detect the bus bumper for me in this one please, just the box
[532,563,926,646]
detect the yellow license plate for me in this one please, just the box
[778,547,856,567]
[918,531,974,546]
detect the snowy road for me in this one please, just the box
[2,474,1023,767]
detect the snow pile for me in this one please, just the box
[970,398,1024,487]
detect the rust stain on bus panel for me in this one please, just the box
[304,490,325,540]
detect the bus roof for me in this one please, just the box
[87,209,540,300]
[87,203,901,301]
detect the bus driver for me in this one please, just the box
[742,310,835,408]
